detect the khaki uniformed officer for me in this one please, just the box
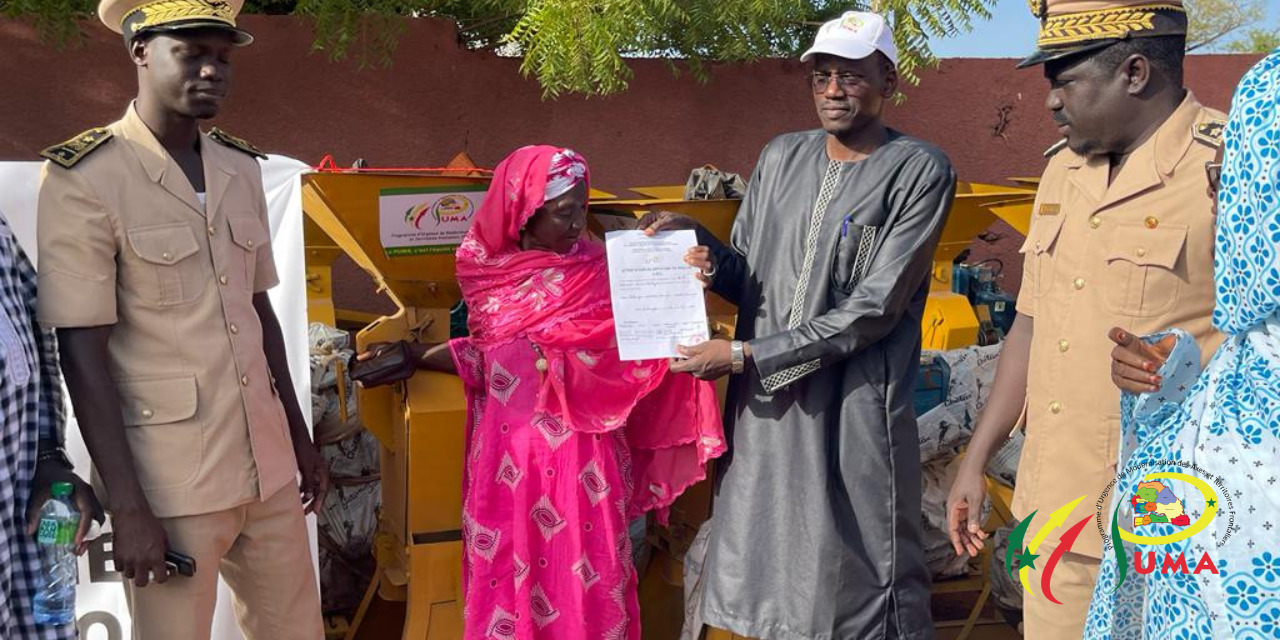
[946,1,1224,638]
[35,1,327,638]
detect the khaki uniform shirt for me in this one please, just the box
[1013,93,1225,558]
[36,105,295,519]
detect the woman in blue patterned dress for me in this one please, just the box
[1084,51,1280,639]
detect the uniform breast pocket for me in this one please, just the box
[1103,224,1187,317]
[228,216,269,292]
[831,223,881,295]
[1018,214,1066,298]
[125,223,206,307]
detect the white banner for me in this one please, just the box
[0,156,317,640]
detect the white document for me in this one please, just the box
[606,230,710,361]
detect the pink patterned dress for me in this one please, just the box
[449,146,724,639]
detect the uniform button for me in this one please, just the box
[1058,339,1070,353]
[1145,216,1159,229]
[207,225,216,236]
[162,252,172,261]
[1073,277,1086,290]
[1050,401,1062,414]
[246,240,254,248]
[241,375,250,387]
[141,409,154,419]
[1136,247,1147,258]
[1035,241,1042,251]
[230,323,239,334]
[1089,216,1102,229]
[220,275,229,285]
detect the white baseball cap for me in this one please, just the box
[800,11,898,67]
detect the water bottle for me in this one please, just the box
[34,481,78,625]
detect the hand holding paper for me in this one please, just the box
[606,230,710,361]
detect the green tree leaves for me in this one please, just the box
[2,0,997,96]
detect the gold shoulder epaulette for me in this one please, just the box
[209,127,267,159]
[40,128,113,169]
[1192,119,1226,148]
[1043,138,1068,158]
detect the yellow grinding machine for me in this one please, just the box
[299,166,1035,639]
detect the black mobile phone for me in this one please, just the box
[164,550,197,577]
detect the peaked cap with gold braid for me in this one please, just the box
[1018,0,1187,68]
[99,0,253,47]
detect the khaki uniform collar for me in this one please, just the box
[1062,92,1204,209]
[116,102,238,216]
[119,102,175,183]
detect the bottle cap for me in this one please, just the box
[51,482,74,498]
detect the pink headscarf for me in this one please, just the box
[544,149,588,201]
[451,145,725,517]
[455,145,606,346]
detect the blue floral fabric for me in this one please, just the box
[1084,50,1280,639]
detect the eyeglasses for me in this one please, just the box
[811,71,867,93]
[1205,161,1222,190]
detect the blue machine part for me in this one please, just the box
[975,288,1017,336]
[951,262,974,300]
[953,261,1016,338]
[914,355,951,418]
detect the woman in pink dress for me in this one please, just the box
[361,145,725,639]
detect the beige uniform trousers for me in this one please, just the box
[1021,546,1100,640]
[123,483,322,640]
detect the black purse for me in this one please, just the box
[348,341,418,387]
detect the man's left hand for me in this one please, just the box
[294,442,331,515]
[671,339,735,380]
[26,460,104,555]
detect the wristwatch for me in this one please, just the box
[730,340,745,375]
[37,447,73,469]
